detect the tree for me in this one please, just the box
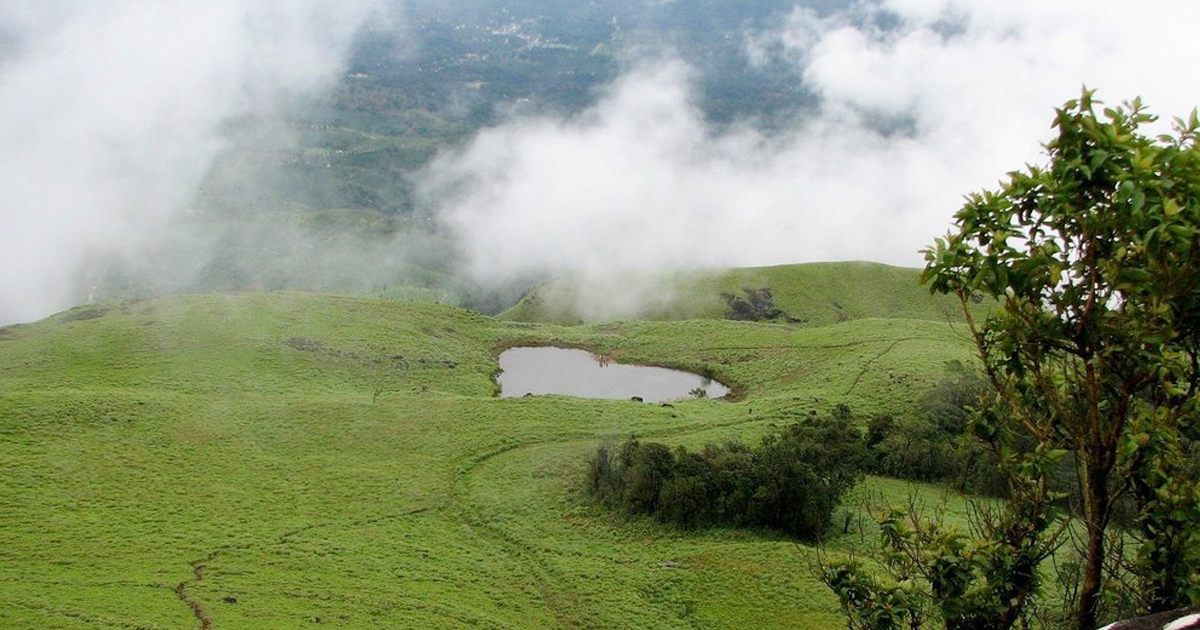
[820,437,1065,630]
[749,411,868,539]
[922,90,1200,628]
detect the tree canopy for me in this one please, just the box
[825,91,1200,630]
[923,89,1200,628]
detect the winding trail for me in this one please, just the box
[699,336,921,353]
[442,409,777,629]
[845,340,903,395]
[446,437,584,630]
[166,396,776,630]
[172,507,431,629]
[175,551,218,630]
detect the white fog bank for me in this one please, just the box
[429,0,1200,291]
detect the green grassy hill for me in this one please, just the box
[501,261,980,326]
[0,292,978,630]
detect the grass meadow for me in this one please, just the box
[0,285,982,629]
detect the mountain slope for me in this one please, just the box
[501,261,981,326]
[0,292,977,630]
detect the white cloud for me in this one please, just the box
[429,0,1200,318]
[0,0,381,324]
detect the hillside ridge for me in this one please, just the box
[501,260,977,326]
[0,290,978,629]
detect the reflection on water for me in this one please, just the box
[497,347,730,403]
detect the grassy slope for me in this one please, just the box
[0,292,978,630]
[501,261,976,326]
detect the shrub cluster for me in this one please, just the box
[587,411,867,541]
[864,362,1008,496]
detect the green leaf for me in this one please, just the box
[1132,190,1146,214]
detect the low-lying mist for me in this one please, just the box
[426,0,1200,320]
[0,0,384,325]
[4,0,1200,326]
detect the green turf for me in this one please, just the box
[0,291,982,629]
[500,261,986,327]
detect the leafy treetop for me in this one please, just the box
[922,89,1200,629]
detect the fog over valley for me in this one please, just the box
[3,0,1200,323]
[4,4,1200,629]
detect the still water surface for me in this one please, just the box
[497,347,730,403]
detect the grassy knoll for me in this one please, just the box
[1,292,978,629]
[501,261,983,326]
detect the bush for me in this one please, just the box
[870,417,960,481]
[622,441,675,514]
[587,411,867,541]
[918,360,988,435]
[863,362,1010,496]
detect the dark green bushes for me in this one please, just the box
[587,412,867,541]
[864,362,1008,496]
